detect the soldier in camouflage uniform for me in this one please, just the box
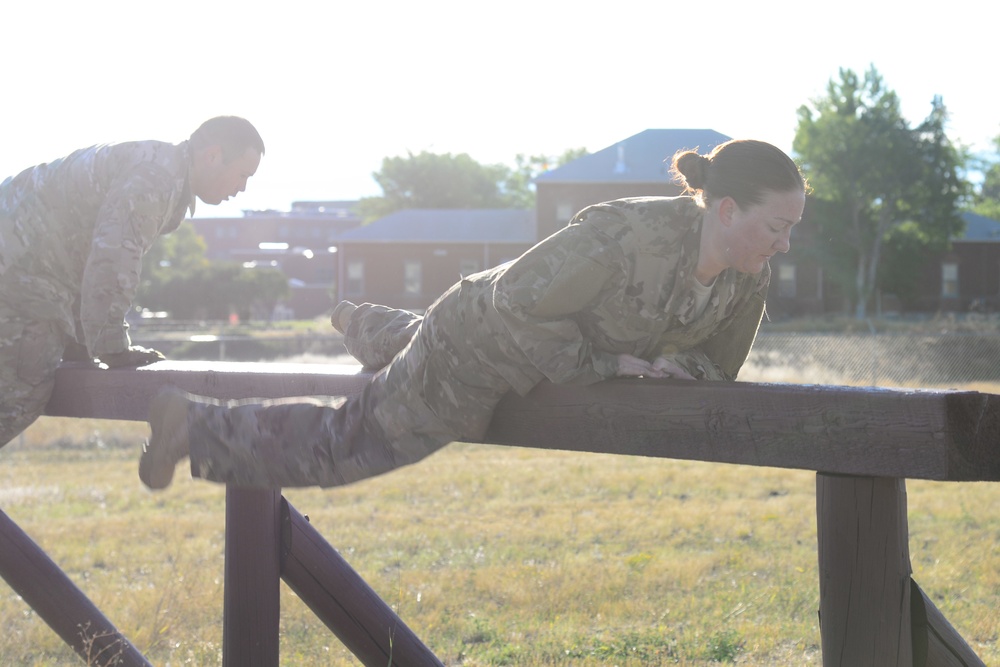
[140,139,807,490]
[0,116,265,447]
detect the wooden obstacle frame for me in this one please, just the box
[1,359,994,666]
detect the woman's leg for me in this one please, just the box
[143,282,513,490]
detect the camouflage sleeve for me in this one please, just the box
[685,279,768,381]
[80,164,174,356]
[492,222,623,385]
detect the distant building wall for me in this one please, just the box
[338,241,530,311]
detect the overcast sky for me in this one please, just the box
[3,0,997,217]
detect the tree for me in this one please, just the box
[971,135,1000,221]
[140,262,289,320]
[502,148,589,209]
[139,221,209,297]
[357,151,511,221]
[138,222,289,321]
[357,148,588,220]
[794,66,966,318]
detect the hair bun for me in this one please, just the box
[674,151,710,191]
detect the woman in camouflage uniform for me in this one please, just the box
[140,139,807,489]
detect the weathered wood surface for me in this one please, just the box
[815,475,985,667]
[280,498,445,667]
[0,507,153,667]
[46,361,1000,481]
[223,487,282,667]
[911,580,986,667]
[816,475,914,666]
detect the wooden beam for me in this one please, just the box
[45,361,372,422]
[0,507,153,667]
[281,500,445,667]
[45,361,1000,481]
[911,580,986,667]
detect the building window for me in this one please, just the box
[556,203,573,223]
[404,260,422,295]
[459,259,479,277]
[346,260,364,296]
[941,262,958,297]
[778,263,796,298]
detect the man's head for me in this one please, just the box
[189,116,265,205]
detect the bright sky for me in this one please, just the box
[3,0,998,217]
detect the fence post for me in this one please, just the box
[223,487,283,667]
[816,474,913,666]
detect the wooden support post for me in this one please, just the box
[0,507,152,667]
[281,500,445,667]
[223,487,283,667]
[816,474,913,666]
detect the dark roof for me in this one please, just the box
[337,208,537,244]
[534,129,732,184]
[957,211,1000,242]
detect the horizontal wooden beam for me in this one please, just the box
[489,378,1000,482]
[45,361,373,422]
[45,361,1000,481]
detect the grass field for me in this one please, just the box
[1,359,999,664]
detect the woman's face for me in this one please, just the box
[723,189,806,274]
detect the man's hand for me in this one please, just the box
[98,345,166,369]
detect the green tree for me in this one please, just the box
[141,262,289,320]
[358,148,588,220]
[358,151,511,221]
[138,222,289,321]
[139,221,209,301]
[794,67,966,317]
[502,148,589,209]
[971,136,1000,221]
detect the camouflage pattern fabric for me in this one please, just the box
[341,302,423,369]
[185,196,770,488]
[0,140,194,446]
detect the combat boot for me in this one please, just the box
[330,300,358,335]
[139,386,193,490]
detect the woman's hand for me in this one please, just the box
[616,354,657,377]
[651,356,696,380]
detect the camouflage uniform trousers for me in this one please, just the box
[0,297,72,447]
[187,279,515,488]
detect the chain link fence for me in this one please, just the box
[131,319,1000,391]
[743,330,1000,389]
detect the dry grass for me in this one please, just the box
[2,423,999,665]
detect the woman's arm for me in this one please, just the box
[492,222,624,385]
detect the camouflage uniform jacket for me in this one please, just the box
[486,195,770,394]
[0,140,195,356]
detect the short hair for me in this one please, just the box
[190,116,265,162]
[670,139,807,208]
